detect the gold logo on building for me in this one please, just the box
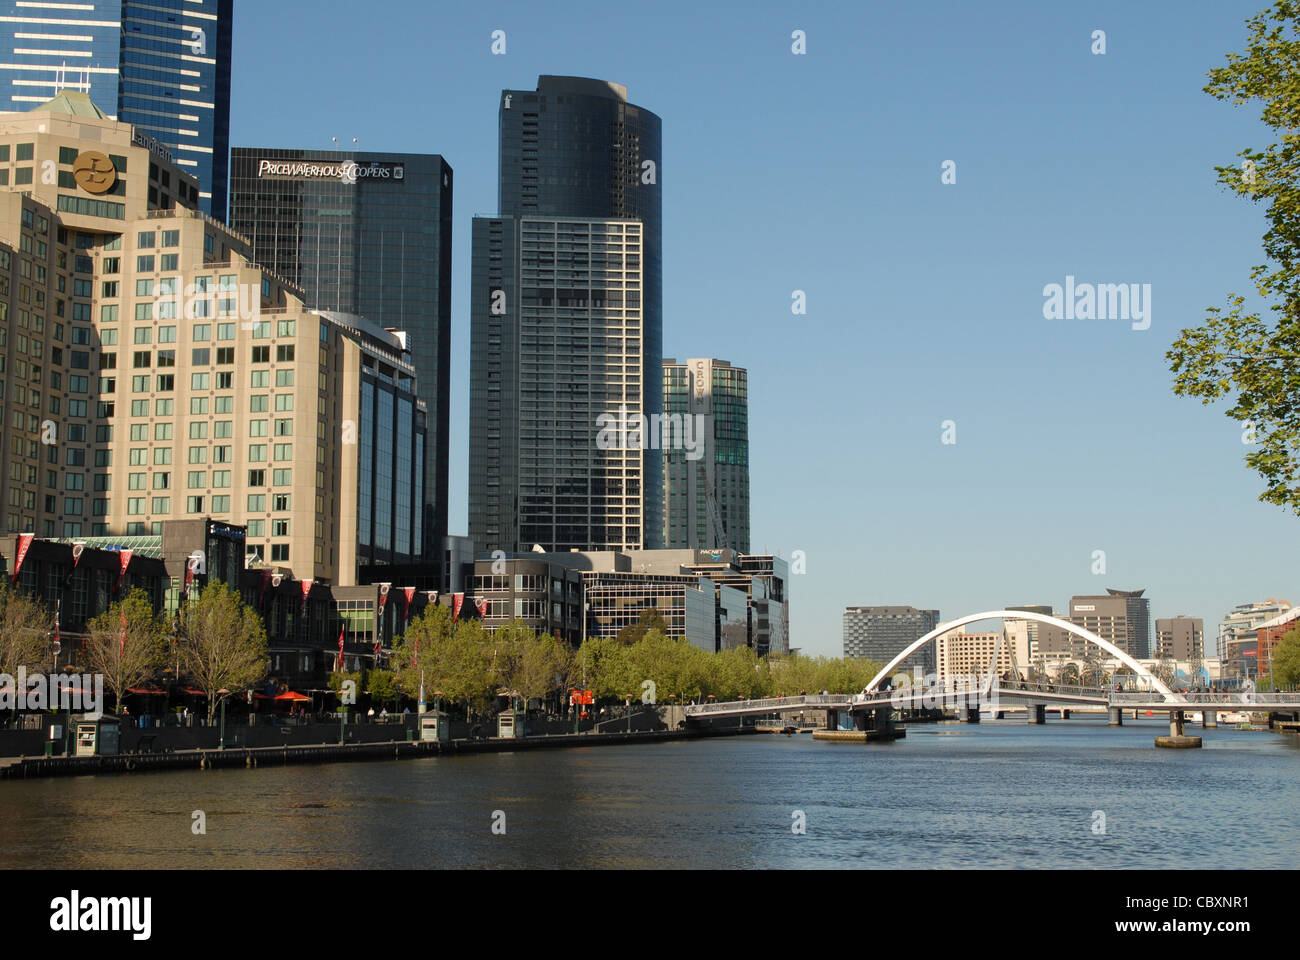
[72,152,117,194]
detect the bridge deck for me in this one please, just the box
[683,686,1300,720]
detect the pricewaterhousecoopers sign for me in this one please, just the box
[256,158,406,184]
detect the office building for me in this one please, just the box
[663,358,749,552]
[0,0,235,218]
[1068,588,1151,659]
[470,216,645,552]
[935,627,1013,683]
[228,147,453,556]
[843,606,939,672]
[0,94,425,586]
[1154,616,1204,661]
[470,75,664,554]
[1219,599,1292,680]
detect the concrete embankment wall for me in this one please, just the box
[0,726,753,781]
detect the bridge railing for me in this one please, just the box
[996,680,1109,699]
[1109,692,1300,707]
[684,694,853,716]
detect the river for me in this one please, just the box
[2,719,1297,869]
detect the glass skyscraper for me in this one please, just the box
[227,148,454,559]
[0,0,234,219]
[470,75,664,552]
[663,358,750,552]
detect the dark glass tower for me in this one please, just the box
[227,148,454,558]
[470,75,664,551]
[0,0,234,219]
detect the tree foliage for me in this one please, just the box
[83,587,169,704]
[0,582,53,676]
[178,580,269,720]
[1168,2,1300,513]
[1269,624,1300,687]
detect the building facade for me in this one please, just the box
[663,358,749,552]
[1219,599,1292,680]
[843,605,939,672]
[935,627,1013,683]
[470,76,664,554]
[0,95,425,586]
[1153,616,1204,661]
[469,216,646,552]
[228,148,453,557]
[1068,588,1151,659]
[0,0,234,218]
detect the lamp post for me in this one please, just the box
[217,688,230,750]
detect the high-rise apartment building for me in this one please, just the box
[1068,588,1151,659]
[0,95,425,585]
[936,627,1013,683]
[1154,616,1204,661]
[662,358,749,552]
[470,76,663,553]
[228,148,453,556]
[0,1,234,219]
[843,605,939,672]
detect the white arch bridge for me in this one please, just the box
[684,611,1300,741]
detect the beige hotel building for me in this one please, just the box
[0,92,425,587]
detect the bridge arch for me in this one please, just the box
[863,610,1176,701]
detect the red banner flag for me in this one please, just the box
[474,597,488,618]
[12,533,33,583]
[452,593,464,621]
[377,583,391,618]
[300,579,313,615]
[336,627,345,671]
[114,549,133,593]
[403,587,416,624]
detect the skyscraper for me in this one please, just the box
[227,148,454,558]
[0,0,234,219]
[663,358,749,552]
[469,76,663,553]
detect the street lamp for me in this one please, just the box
[217,688,230,750]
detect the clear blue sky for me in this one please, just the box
[229,0,1297,657]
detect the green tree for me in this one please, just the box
[1269,624,1300,687]
[0,582,53,676]
[365,669,398,710]
[83,588,169,708]
[1168,2,1300,513]
[178,580,269,721]
[391,607,496,715]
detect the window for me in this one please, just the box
[216,347,234,364]
[247,519,265,537]
[138,232,155,249]
[133,327,152,344]
[154,422,172,441]
[248,469,265,486]
[247,494,266,512]
[248,444,266,462]
[189,422,208,439]
[153,448,172,465]
[188,471,206,488]
[251,345,270,363]
[191,373,210,390]
[153,472,170,489]
[251,370,269,387]
[274,394,294,412]
[187,496,205,514]
[272,494,290,511]
[211,495,230,512]
[136,256,154,273]
[217,323,234,340]
[162,230,179,248]
[214,421,232,438]
[192,324,210,342]
[275,369,294,387]
[273,469,292,486]
[212,470,231,488]
[214,396,233,414]
[270,545,290,563]
[249,420,268,437]
[276,345,295,363]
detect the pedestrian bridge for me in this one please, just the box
[682,683,1300,721]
